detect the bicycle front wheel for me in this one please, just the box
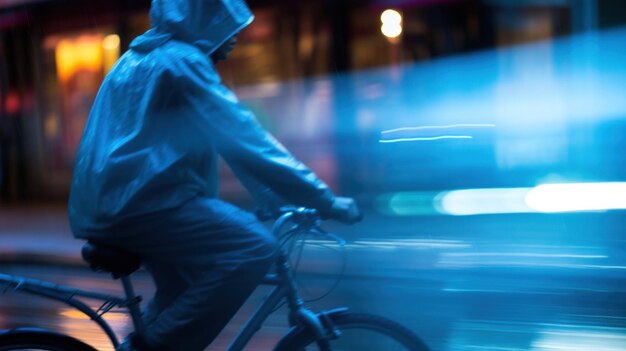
[275,312,430,351]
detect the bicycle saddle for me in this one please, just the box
[81,241,142,278]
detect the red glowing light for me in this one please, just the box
[5,92,20,115]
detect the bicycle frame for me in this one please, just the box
[0,272,127,348]
[226,250,335,351]
[0,209,342,351]
[0,260,317,350]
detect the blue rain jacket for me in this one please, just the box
[68,0,335,238]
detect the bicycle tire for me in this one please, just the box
[0,331,97,351]
[274,312,430,351]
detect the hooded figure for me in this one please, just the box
[68,0,359,350]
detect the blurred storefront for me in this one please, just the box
[1,1,147,201]
[0,0,625,203]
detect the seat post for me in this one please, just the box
[120,275,146,337]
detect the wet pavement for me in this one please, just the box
[1,205,625,350]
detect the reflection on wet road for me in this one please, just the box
[0,211,625,350]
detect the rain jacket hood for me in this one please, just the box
[132,0,254,55]
[68,0,334,238]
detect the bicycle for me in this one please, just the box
[0,207,430,350]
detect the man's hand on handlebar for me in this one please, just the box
[254,197,363,224]
[323,197,363,224]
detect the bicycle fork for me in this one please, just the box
[276,254,344,351]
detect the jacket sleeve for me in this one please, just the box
[226,159,288,212]
[177,55,336,211]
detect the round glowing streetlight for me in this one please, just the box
[381,9,402,24]
[381,23,403,38]
[380,9,402,39]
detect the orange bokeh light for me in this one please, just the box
[55,34,103,83]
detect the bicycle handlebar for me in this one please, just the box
[267,207,347,246]
[256,206,319,222]
[269,207,319,234]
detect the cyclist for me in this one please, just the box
[68,0,361,350]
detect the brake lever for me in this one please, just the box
[310,227,346,247]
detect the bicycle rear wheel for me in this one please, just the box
[0,347,81,351]
[0,332,97,351]
[275,312,430,351]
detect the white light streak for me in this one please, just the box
[381,182,626,216]
[354,239,470,249]
[381,123,496,134]
[525,182,626,213]
[444,253,607,259]
[532,326,626,351]
[437,187,533,215]
[379,135,473,143]
[436,182,626,215]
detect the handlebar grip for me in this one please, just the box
[255,206,319,222]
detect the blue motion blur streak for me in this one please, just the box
[228,27,626,351]
[378,182,626,216]
[364,29,626,130]
[352,27,626,183]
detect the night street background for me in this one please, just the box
[2,0,626,350]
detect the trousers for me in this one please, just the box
[96,197,278,350]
